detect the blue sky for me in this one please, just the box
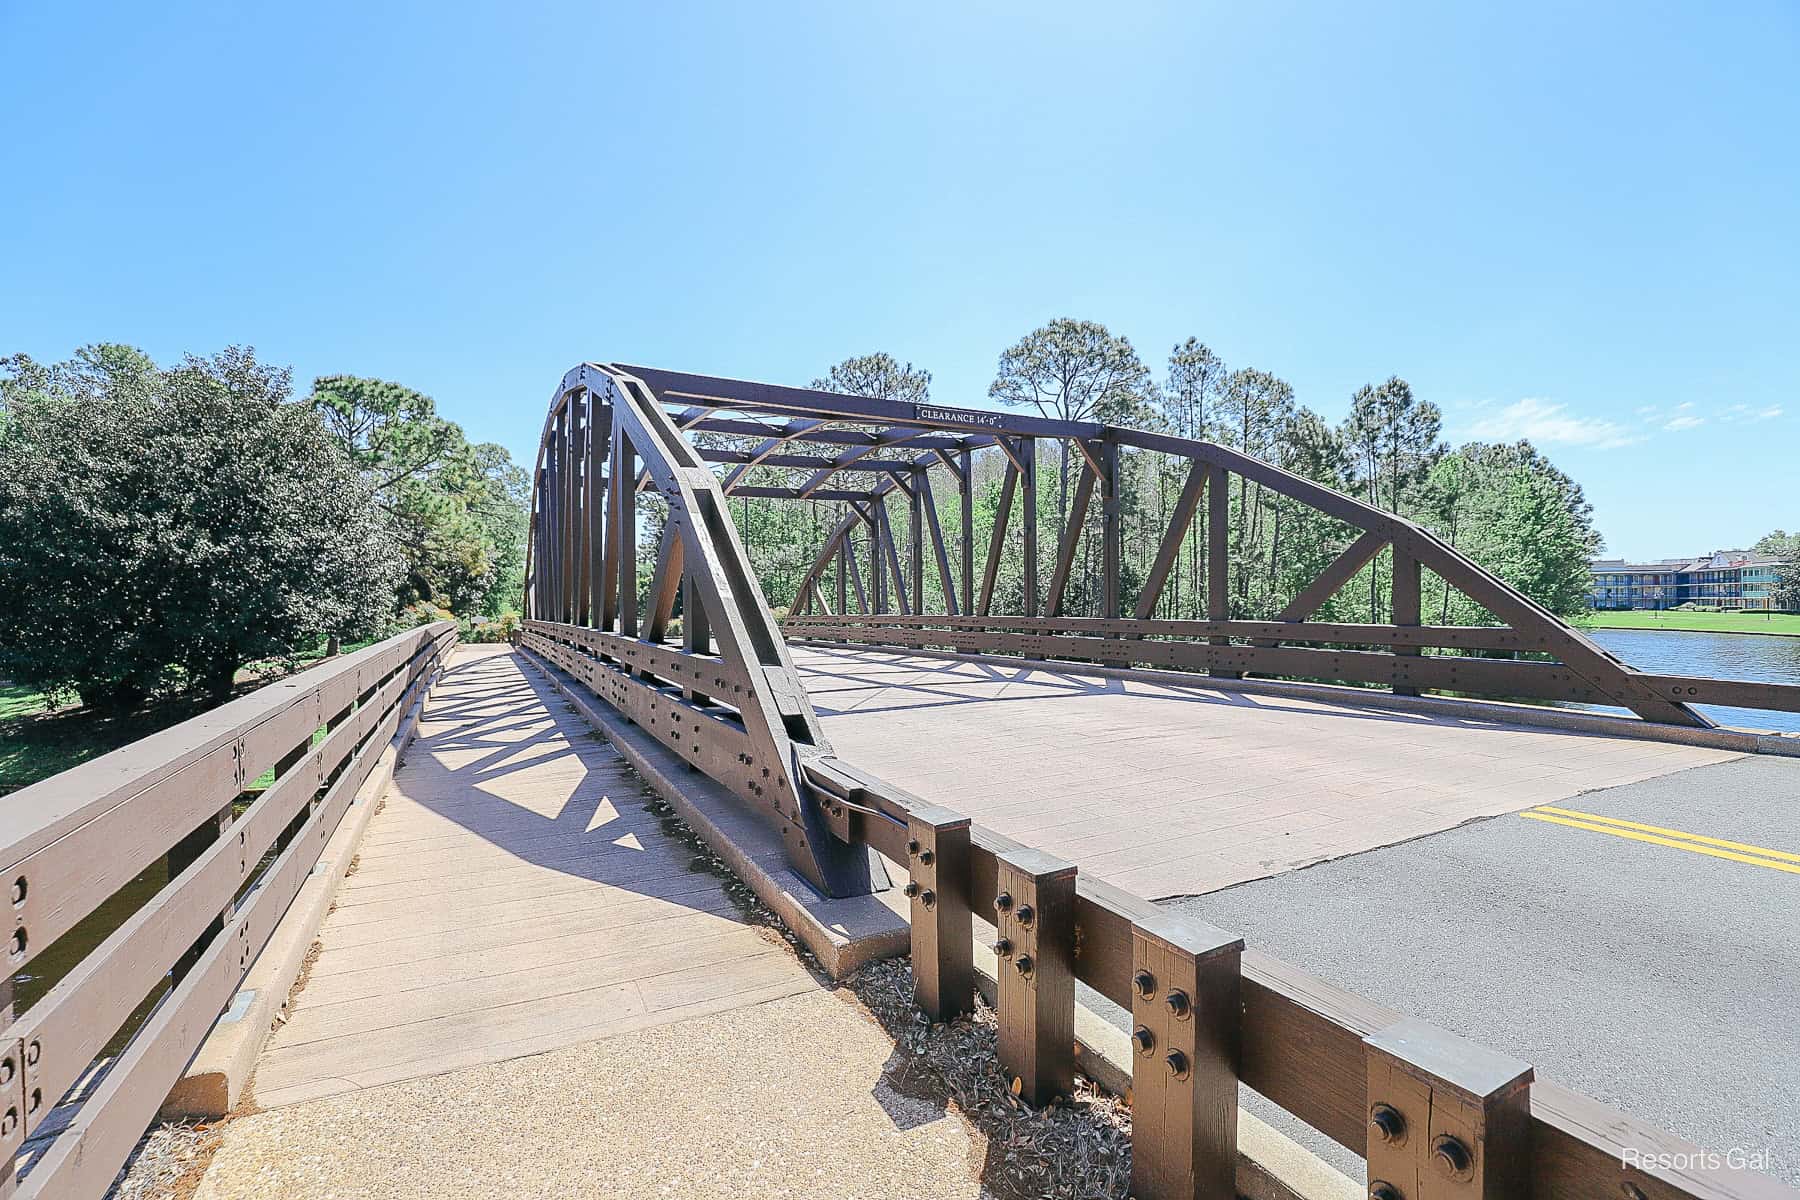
[3,1,1795,561]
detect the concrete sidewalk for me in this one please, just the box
[194,986,996,1199]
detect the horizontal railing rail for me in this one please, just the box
[782,613,1800,719]
[0,621,457,1199]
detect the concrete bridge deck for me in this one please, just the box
[794,644,1741,899]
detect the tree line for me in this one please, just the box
[0,345,528,711]
[713,319,1604,630]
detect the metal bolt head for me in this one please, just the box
[994,891,1013,914]
[920,889,936,910]
[993,938,1013,960]
[1015,954,1034,977]
[1432,1134,1473,1178]
[1164,1049,1190,1079]
[902,881,920,898]
[1015,903,1034,927]
[919,849,934,866]
[1369,1182,1401,1200]
[1131,1026,1155,1055]
[906,839,921,857]
[1132,969,1156,999]
[1165,989,1191,1019]
[1369,1103,1406,1145]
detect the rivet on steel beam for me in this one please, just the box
[1165,988,1191,1020]
[906,839,921,857]
[993,938,1014,959]
[1370,1103,1405,1144]
[10,876,23,906]
[1015,954,1034,977]
[994,892,1013,914]
[1132,969,1156,999]
[1132,1026,1155,1055]
[903,882,920,898]
[1015,903,1034,927]
[919,849,935,866]
[1432,1134,1472,1177]
[1369,1183,1401,1200]
[1164,1049,1190,1079]
[920,889,936,909]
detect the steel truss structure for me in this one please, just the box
[520,365,1800,896]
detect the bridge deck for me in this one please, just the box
[248,645,816,1109]
[794,645,1741,898]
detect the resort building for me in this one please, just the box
[1589,550,1785,611]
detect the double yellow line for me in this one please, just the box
[1521,805,1800,876]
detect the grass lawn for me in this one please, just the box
[1582,609,1800,636]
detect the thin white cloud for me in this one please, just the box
[1465,397,1643,449]
[1663,414,1706,432]
[1755,404,1784,421]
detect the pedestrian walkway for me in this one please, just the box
[248,645,818,1108]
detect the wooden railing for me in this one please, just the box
[0,621,456,1199]
[781,612,1800,721]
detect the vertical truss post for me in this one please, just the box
[1129,916,1243,1200]
[1364,1019,1533,1200]
[909,471,925,614]
[1020,438,1039,617]
[903,806,974,1022]
[681,572,710,703]
[868,504,886,614]
[1100,439,1121,620]
[561,402,577,622]
[1392,548,1422,696]
[586,395,609,627]
[958,448,974,615]
[1206,464,1240,678]
[992,848,1075,1105]
[614,430,638,638]
[572,394,589,626]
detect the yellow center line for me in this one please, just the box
[1520,812,1800,876]
[1532,804,1800,865]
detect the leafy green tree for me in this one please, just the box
[1163,338,1226,441]
[811,352,932,404]
[308,376,528,616]
[1752,530,1800,559]
[0,346,402,710]
[990,319,1153,580]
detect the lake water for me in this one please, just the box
[1587,628,1800,733]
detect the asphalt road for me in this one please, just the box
[1095,754,1800,1186]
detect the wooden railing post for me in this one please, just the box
[903,805,973,1022]
[992,848,1075,1105]
[1129,914,1243,1200]
[1365,1018,1533,1200]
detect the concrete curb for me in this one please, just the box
[160,659,445,1119]
[791,638,1800,757]
[518,647,910,981]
